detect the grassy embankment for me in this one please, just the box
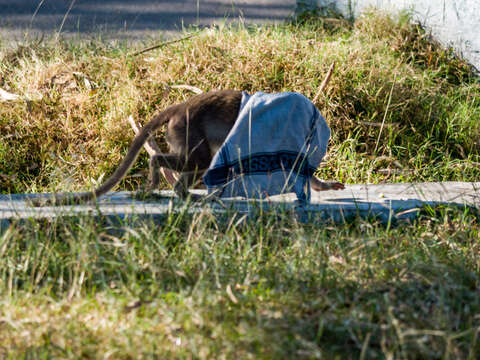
[0,11,479,359]
[0,12,479,193]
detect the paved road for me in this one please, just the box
[0,0,297,40]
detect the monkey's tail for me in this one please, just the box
[30,111,171,207]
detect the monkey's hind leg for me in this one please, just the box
[148,152,190,189]
[132,152,182,201]
[310,176,345,191]
[148,152,208,200]
[172,170,207,201]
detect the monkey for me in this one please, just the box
[31,90,344,206]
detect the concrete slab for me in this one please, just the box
[1,182,479,228]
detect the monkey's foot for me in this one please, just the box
[27,197,50,207]
[311,178,345,192]
[186,193,203,202]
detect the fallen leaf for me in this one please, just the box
[0,88,20,101]
[328,255,345,265]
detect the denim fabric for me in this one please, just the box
[203,91,330,203]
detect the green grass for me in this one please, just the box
[1,208,479,358]
[1,10,480,359]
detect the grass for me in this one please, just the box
[0,11,479,193]
[1,10,480,359]
[1,208,479,358]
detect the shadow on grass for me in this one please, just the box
[253,260,480,358]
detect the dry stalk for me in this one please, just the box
[170,84,203,94]
[129,32,200,57]
[312,62,335,104]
